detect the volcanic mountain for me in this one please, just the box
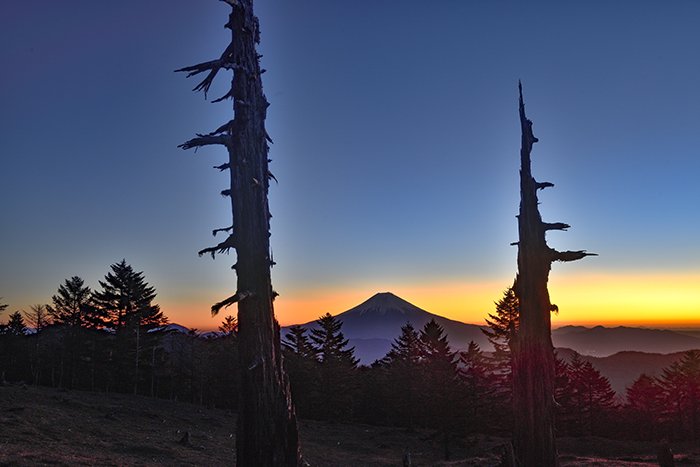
[284,292,490,363]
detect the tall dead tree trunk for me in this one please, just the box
[510,83,594,467]
[177,1,301,465]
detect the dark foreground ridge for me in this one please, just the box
[2,384,699,466]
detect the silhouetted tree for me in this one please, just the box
[46,276,98,388]
[458,341,499,434]
[282,326,319,418]
[483,285,519,354]
[176,1,300,463]
[310,313,358,419]
[510,83,594,466]
[419,319,459,459]
[47,276,96,327]
[6,311,27,336]
[560,354,616,436]
[92,260,165,393]
[219,315,238,336]
[0,298,8,314]
[380,322,423,428]
[659,350,700,440]
[625,374,664,440]
[483,285,519,407]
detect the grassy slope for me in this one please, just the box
[1,385,698,466]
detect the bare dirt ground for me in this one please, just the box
[1,384,699,466]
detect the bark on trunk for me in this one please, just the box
[511,83,594,467]
[177,1,300,465]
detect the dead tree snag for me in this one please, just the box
[511,83,595,467]
[177,1,301,465]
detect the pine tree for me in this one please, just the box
[483,285,519,408]
[658,350,700,440]
[219,315,238,336]
[47,276,97,328]
[483,285,519,354]
[6,311,27,336]
[92,260,166,393]
[176,1,300,463]
[458,341,499,433]
[282,326,319,418]
[92,260,165,330]
[564,354,617,436]
[382,322,422,365]
[380,322,424,428]
[310,313,358,420]
[625,374,664,440]
[419,319,459,460]
[310,313,358,367]
[283,325,317,361]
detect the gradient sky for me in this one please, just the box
[1,1,699,330]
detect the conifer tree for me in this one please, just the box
[282,326,319,418]
[6,311,27,336]
[625,374,664,440]
[483,285,519,354]
[419,319,459,459]
[92,260,166,393]
[47,276,96,328]
[310,313,358,367]
[380,322,424,428]
[176,1,300,463]
[459,341,499,433]
[382,322,422,365]
[310,313,358,419]
[219,315,239,336]
[658,350,700,439]
[562,354,616,436]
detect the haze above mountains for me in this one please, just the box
[285,292,700,363]
[281,292,700,394]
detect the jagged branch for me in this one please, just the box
[214,163,230,171]
[198,234,237,259]
[207,119,237,136]
[211,290,252,317]
[212,226,233,237]
[175,42,235,97]
[542,222,570,231]
[178,134,231,151]
[550,249,597,263]
[535,181,554,190]
[221,189,231,197]
[267,171,278,183]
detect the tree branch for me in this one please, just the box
[211,290,252,317]
[535,181,554,190]
[214,163,230,171]
[550,249,597,262]
[212,226,233,237]
[198,235,237,259]
[175,42,235,98]
[543,222,570,231]
[178,134,230,151]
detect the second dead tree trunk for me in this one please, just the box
[177,1,301,465]
[510,83,594,467]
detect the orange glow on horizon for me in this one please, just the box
[162,271,700,332]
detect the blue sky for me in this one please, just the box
[1,1,699,328]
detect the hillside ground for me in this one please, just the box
[1,384,699,466]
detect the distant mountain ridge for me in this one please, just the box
[281,292,700,367]
[552,325,700,357]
